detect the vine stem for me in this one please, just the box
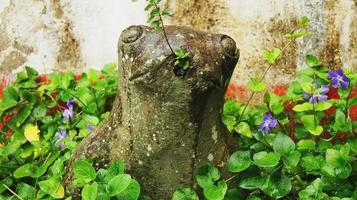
[153,2,175,55]
[237,39,295,124]
[2,184,24,200]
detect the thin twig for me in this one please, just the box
[153,2,175,55]
[2,184,24,200]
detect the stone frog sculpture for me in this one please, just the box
[64,25,239,199]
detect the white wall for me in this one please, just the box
[1,0,356,90]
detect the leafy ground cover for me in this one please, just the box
[0,64,119,199]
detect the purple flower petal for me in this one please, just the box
[336,68,344,76]
[87,125,94,131]
[262,113,272,121]
[328,70,337,79]
[304,93,311,99]
[258,123,264,132]
[269,119,278,128]
[318,94,328,101]
[263,127,269,136]
[320,85,329,94]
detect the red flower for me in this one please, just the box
[271,84,288,96]
[75,74,82,81]
[3,115,11,122]
[0,122,3,129]
[225,83,247,101]
[0,78,6,99]
[327,87,340,99]
[38,74,50,84]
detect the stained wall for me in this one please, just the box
[1,0,356,94]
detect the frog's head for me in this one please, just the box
[118,25,239,92]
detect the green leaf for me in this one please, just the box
[300,82,315,94]
[73,160,96,184]
[348,97,357,108]
[17,183,36,199]
[283,150,301,168]
[115,179,141,200]
[293,102,313,112]
[196,164,220,188]
[234,122,252,138]
[223,99,240,116]
[305,55,321,67]
[239,175,265,190]
[300,154,323,171]
[34,151,61,178]
[297,139,316,150]
[315,101,332,111]
[108,174,132,196]
[299,16,310,28]
[13,163,35,179]
[203,180,227,200]
[261,174,292,199]
[104,161,125,182]
[25,66,39,79]
[301,115,323,135]
[263,48,281,64]
[172,188,199,200]
[247,77,266,92]
[38,178,65,199]
[273,133,295,155]
[227,151,251,173]
[298,178,326,200]
[82,182,98,200]
[253,151,281,168]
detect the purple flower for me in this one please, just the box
[258,112,278,136]
[304,81,329,105]
[62,98,74,122]
[55,129,67,150]
[87,124,94,131]
[328,69,350,89]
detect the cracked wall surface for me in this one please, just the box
[0,0,356,94]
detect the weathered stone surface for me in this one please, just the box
[64,25,239,199]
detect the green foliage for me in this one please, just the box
[0,65,118,199]
[175,16,357,199]
[73,160,141,200]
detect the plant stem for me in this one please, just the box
[1,184,24,200]
[237,40,295,123]
[225,174,238,183]
[313,104,316,128]
[153,2,175,55]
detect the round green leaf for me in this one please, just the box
[82,182,98,200]
[283,151,301,168]
[172,188,199,200]
[115,179,141,200]
[203,180,227,200]
[196,164,220,188]
[261,174,292,199]
[13,163,35,179]
[234,122,252,138]
[253,151,281,168]
[227,151,251,173]
[315,101,332,111]
[293,102,313,112]
[273,133,295,155]
[73,160,96,183]
[297,139,316,150]
[108,174,132,196]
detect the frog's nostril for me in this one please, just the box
[122,26,143,43]
[220,35,237,57]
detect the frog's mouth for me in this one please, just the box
[128,55,168,81]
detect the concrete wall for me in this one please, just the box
[1,0,356,91]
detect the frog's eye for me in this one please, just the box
[122,26,143,43]
[220,35,237,57]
